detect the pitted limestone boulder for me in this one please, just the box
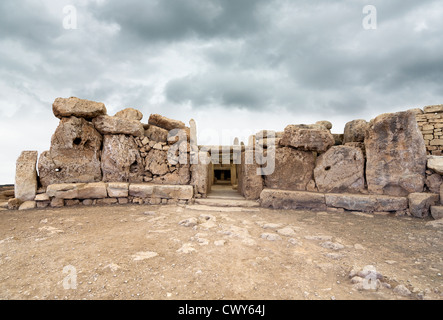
[52,97,107,120]
[279,124,334,152]
[93,115,144,137]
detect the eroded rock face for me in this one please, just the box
[238,150,264,200]
[148,114,187,131]
[343,119,368,144]
[38,117,103,187]
[101,134,143,182]
[52,97,107,120]
[15,151,38,201]
[144,125,169,143]
[93,115,144,137]
[279,125,334,152]
[264,147,315,191]
[114,108,143,121]
[145,149,169,176]
[408,193,439,218]
[152,165,191,185]
[314,146,365,193]
[365,111,427,197]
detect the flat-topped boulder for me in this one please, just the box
[148,114,187,131]
[93,115,144,137]
[260,189,326,211]
[343,119,368,144]
[15,151,38,201]
[53,97,107,120]
[144,125,169,143]
[114,108,143,121]
[325,193,408,213]
[279,124,334,152]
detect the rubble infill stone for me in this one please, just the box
[325,193,408,213]
[408,193,439,218]
[52,97,107,119]
[93,115,144,137]
[430,206,443,220]
[427,156,443,174]
[15,151,38,201]
[260,189,326,211]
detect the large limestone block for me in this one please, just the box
[46,183,85,199]
[423,104,443,114]
[144,125,169,143]
[107,182,129,198]
[314,146,365,193]
[53,97,107,120]
[76,182,108,199]
[427,156,443,174]
[325,193,408,213]
[343,119,368,144]
[129,184,154,198]
[264,147,315,191]
[154,185,193,200]
[148,114,187,131]
[260,189,326,211]
[114,108,143,121]
[93,115,144,137]
[365,111,427,197]
[238,150,264,200]
[279,125,334,152]
[101,135,144,182]
[38,117,103,187]
[190,152,211,195]
[408,193,439,218]
[15,151,38,201]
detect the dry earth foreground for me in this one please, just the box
[0,197,442,300]
[2,98,443,301]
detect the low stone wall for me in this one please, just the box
[416,105,443,155]
[17,182,194,210]
[260,188,443,219]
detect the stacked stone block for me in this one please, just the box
[416,105,443,155]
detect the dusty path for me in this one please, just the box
[0,202,442,300]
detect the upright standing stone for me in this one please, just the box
[38,117,103,188]
[365,111,427,196]
[15,151,38,201]
[101,135,144,182]
[238,150,263,200]
[264,147,315,191]
[314,146,365,193]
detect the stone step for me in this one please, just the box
[195,198,260,208]
[186,204,260,212]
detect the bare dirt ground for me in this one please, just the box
[0,198,442,300]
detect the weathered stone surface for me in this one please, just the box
[430,206,443,220]
[408,193,439,218]
[8,198,22,210]
[52,97,107,120]
[426,173,442,193]
[107,182,129,198]
[114,108,143,121]
[144,125,169,143]
[325,193,408,213]
[264,147,315,191]
[190,152,211,195]
[101,135,144,182]
[427,156,443,174]
[315,120,333,130]
[260,189,326,211]
[15,151,38,201]
[154,185,193,200]
[50,198,64,208]
[314,146,365,194]
[35,193,50,201]
[46,183,85,199]
[238,150,263,200]
[407,108,423,115]
[148,114,186,131]
[333,134,344,146]
[18,201,36,210]
[423,104,443,114]
[365,111,427,196]
[279,125,334,152]
[93,115,144,137]
[38,117,103,188]
[145,149,169,176]
[77,182,108,199]
[152,165,191,185]
[343,119,368,144]
[129,184,154,198]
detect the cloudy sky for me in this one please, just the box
[1,0,443,184]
